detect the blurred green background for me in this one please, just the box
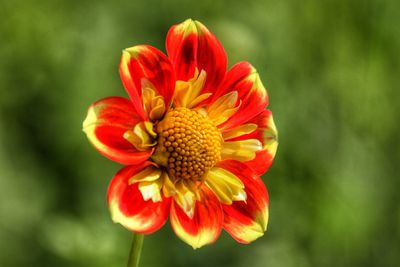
[1,0,399,266]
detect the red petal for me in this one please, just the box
[245,150,274,176]
[107,163,171,234]
[224,110,278,175]
[218,160,269,244]
[166,19,227,95]
[119,45,175,119]
[170,186,223,249]
[83,97,152,165]
[213,62,269,130]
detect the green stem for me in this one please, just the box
[127,233,144,267]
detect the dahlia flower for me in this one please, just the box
[83,19,278,249]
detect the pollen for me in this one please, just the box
[153,107,222,182]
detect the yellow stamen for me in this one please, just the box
[152,107,222,183]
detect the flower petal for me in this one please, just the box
[138,179,164,203]
[218,160,269,244]
[205,167,246,205]
[170,186,223,249]
[119,45,175,119]
[166,19,227,96]
[82,97,152,165]
[245,150,275,176]
[207,91,241,126]
[173,69,211,108]
[173,180,199,219]
[221,139,263,162]
[141,84,167,122]
[212,62,268,130]
[123,121,157,151]
[128,165,162,184]
[224,110,278,175]
[107,163,171,234]
[221,124,258,140]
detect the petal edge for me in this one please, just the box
[218,160,269,244]
[170,186,223,249]
[83,97,152,165]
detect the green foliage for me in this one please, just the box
[1,0,399,266]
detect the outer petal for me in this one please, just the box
[119,45,175,119]
[166,19,227,96]
[107,163,171,234]
[83,97,152,165]
[218,160,269,244]
[245,150,275,176]
[212,62,268,130]
[223,110,278,175]
[170,186,223,249]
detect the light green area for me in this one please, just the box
[0,0,399,266]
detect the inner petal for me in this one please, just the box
[123,121,157,151]
[173,69,211,108]
[221,139,262,161]
[205,167,246,205]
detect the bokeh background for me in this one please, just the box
[1,0,399,266]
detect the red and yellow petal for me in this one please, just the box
[107,163,171,234]
[166,19,227,96]
[245,150,275,176]
[170,186,223,249]
[223,110,278,175]
[213,62,268,131]
[119,45,175,119]
[82,97,152,165]
[218,160,269,244]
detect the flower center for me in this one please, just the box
[152,107,222,182]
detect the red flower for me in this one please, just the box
[83,19,278,248]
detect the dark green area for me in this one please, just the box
[1,0,399,266]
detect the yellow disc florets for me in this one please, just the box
[153,107,222,182]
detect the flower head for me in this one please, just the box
[83,19,278,249]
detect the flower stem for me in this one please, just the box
[127,233,144,267]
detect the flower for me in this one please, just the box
[83,19,278,249]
